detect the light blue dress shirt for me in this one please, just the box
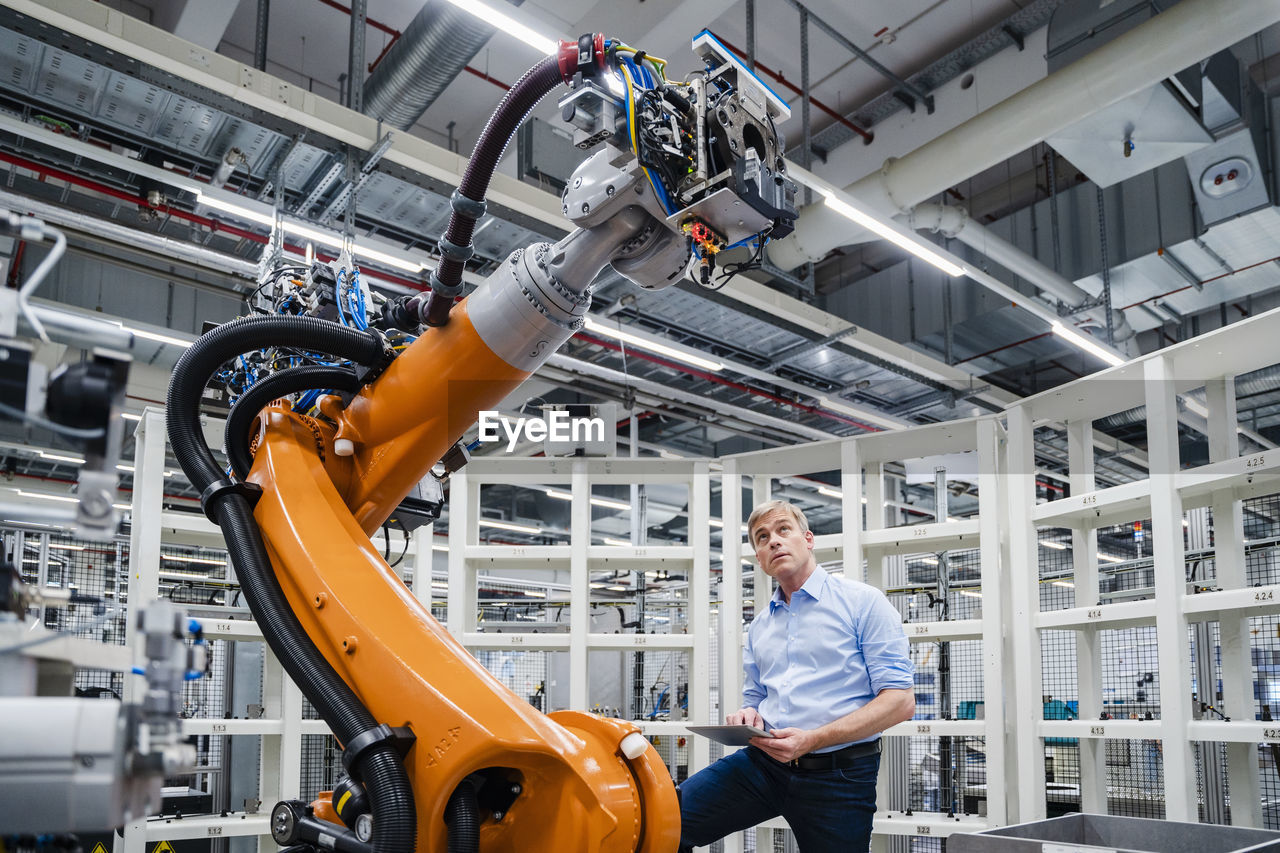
[743,565,913,751]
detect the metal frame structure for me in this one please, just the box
[446,456,714,774]
[1005,305,1280,826]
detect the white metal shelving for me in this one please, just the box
[448,455,713,775]
[1005,305,1280,828]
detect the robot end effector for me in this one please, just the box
[384,31,797,330]
[556,29,798,291]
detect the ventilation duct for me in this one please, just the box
[1044,0,1210,188]
[362,1,522,131]
[1096,364,1280,430]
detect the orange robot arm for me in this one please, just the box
[168,33,795,853]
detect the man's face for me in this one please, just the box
[750,509,815,581]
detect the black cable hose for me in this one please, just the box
[444,781,480,853]
[420,55,565,326]
[224,364,362,481]
[166,316,414,853]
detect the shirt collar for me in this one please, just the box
[769,564,829,609]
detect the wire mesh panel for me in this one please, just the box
[1104,738,1165,818]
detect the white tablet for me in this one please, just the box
[686,725,776,746]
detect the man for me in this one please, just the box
[678,499,915,852]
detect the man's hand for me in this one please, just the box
[750,727,814,762]
[725,707,765,728]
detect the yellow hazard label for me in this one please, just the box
[151,841,176,853]
[90,845,108,853]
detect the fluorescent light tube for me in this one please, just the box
[1098,553,1126,564]
[162,554,227,566]
[48,543,85,551]
[818,190,964,277]
[583,318,724,372]
[544,488,631,511]
[280,221,343,251]
[159,570,213,581]
[1052,580,1075,589]
[352,243,425,274]
[38,451,85,464]
[602,537,631,546]
[1040,540,1068,550]
[1051,322,1125,367]
[125,326,194,349]
[437,0,560,54]
[478,519,542,535]
[958,590,982,598]
[17,490,77,503]
[195,191,276,227]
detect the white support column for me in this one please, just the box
[751,473,771,853]
[124,408,167,701]
[751,475,773,611]
[689,461,712,773]
[257,653,286,853]
[1145,355,1196,819]
[720,459,743,731]
[1006,404,1045,823]
[976,417,1008,827]
[116,411,167,853]
[1067,417,1106,814]
[446,472,472,637]
[569,460,590,709]
[410,523,434,608]
[841,440,865,584]
[1205,376,1261,825]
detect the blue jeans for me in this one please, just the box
[677,746,879,852]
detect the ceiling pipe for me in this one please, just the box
[361,1,520,131]
[909,202,1135,342]
[767,0,1280,270]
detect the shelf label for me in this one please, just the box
[1246,454,1266,470]
[1090,726,1106,736]
[1086,609,1103,619]
[916,724,932,734]
[1255,589,1275,603]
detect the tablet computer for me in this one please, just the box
[686,725,775,746]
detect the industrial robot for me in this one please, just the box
[166,31,796,853]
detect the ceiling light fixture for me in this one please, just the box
[583,318,724,372]
[195,190,277,227]
[478,518,542,535]
[1040,540,1068,550]
[1052,580,1075,588]
[17,490,77,504]
[1098,553,1126,564]
[543,488,631,511]
[1050,322,1126,367]
[436,0,560,54]
[122,325,194,349]
[812,188,964,277]
[38,451,85,465]
[162,554,227,566]
[601,537,631,547]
